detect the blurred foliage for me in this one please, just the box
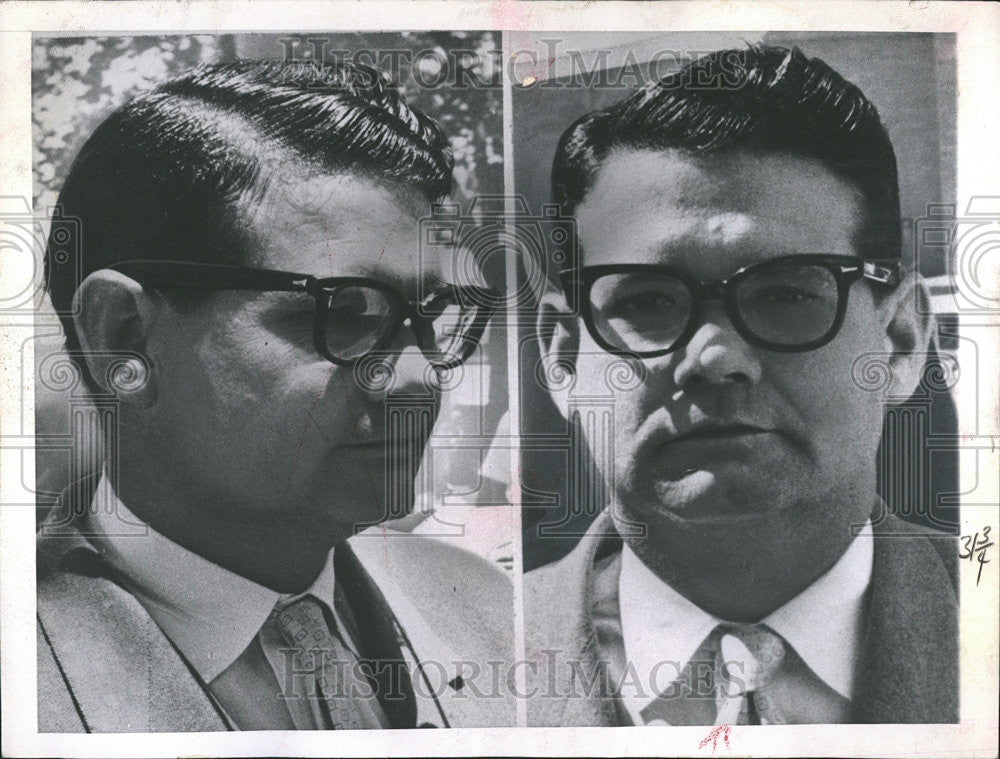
[32,32,502,214]
[397,31,504,204]
[33,36,227,213]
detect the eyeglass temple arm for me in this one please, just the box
[861,260,901,286]
[107,261,315,292]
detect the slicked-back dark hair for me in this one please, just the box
[551,45,901,270]
[46,59,454,389]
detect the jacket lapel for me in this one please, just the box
[345,528,517,728]
[524,512,621,727]
[527,512,959,726]
[852,516,959,723]
[334,541,424,728]
[37,480,229,732]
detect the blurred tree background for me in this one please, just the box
[33,32,502,212]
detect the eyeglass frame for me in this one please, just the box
[107,259,499,368]
[559,254,902,356]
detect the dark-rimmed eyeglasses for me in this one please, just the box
[109,260,499,368]
[560,255,900,356]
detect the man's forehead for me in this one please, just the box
[249,172,420,240]
[583,148,863,209]
[243,171,444,281]
[575,148,865,267]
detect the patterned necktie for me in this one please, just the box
[273,595,387,730]
[639,623,851,726]
[714,624,787,725]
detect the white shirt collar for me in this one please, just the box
[86,471,341,683]
[619,520,873,716]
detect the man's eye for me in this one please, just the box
[754,286,821,304]
[327,288,385,321]
[610,291,677,315]
[328,303,369,319]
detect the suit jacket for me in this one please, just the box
[37,478,515,732]
[524,511,959,726]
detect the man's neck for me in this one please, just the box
[108,464,347,594]
[617,503,869,622]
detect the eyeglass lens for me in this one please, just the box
[586,260,841,353]
[590,272,693,353]
[734,261,839,346]
[422,297,478,362]
[321,285,485,364]
[322,286,397,361]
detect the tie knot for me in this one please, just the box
[717,624,786,694]
[274,595,335,649]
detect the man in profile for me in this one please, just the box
[38,60,512,731]
[527,45,956,725]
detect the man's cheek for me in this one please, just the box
[807,380,884,464]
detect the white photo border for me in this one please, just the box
[2,2,997,757]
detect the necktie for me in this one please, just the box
[714,624,786,725]
[638,624,787,726]
[638,623,851,726]
[637,628,723,726]
[273,595,387,730]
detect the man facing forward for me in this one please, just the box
[527,45,956,725]
[38,61,511,731]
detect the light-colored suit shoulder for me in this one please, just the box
[36,530,228,733]
[350,526,516,727]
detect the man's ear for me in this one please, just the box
[877,274,934,402]
[536,288,579,421]
[72,270,158,406]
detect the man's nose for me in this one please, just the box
[357,320,438,398]
[390,343,438,396]
[671,304,763,390]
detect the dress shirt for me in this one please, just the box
[617,521,873,724]
[86,471,366,728]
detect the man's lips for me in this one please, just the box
[640,420,818,468]
[639,424,785,478]
[665,423,775,446]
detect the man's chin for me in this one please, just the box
[637,469,790,524]
[291,488,407,537]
